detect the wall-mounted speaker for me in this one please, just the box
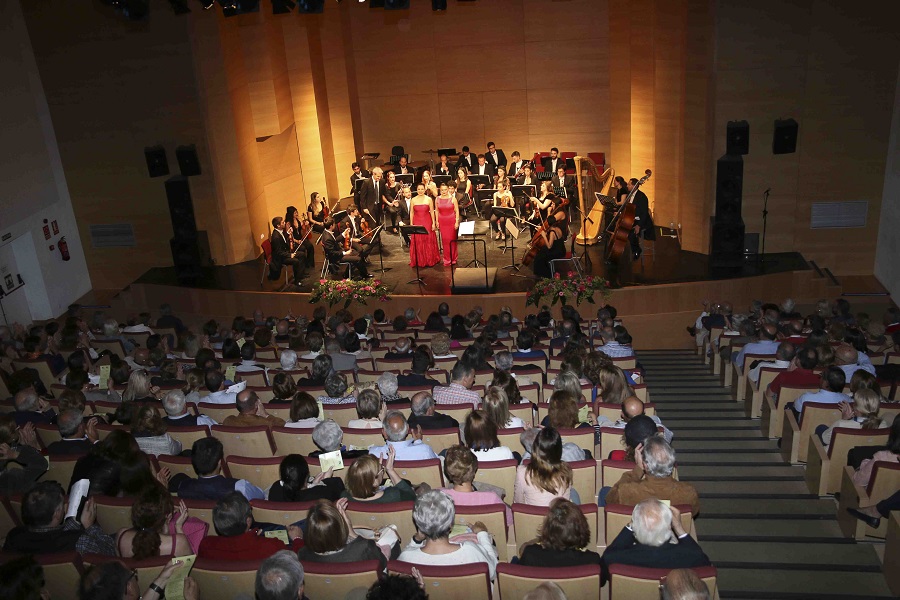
[164,176,197,240]
[726,120,749,155]
[144,146,169,178]
[715,155,744,221]
[773,118,798,154]
[175,145,201,177]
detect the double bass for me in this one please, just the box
[606,169,651,262]
[522,195,570,266]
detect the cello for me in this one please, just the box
[606,169,651,262]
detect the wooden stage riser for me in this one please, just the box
[119,268,837,350]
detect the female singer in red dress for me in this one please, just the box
[409,183,441,268]
[435,182,460,266]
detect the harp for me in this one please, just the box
[573,156,615,245]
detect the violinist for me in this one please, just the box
[490,180,515,242]
[307,192,328,233]
[269,216,306,284]
[344,205,375,259]
[322,217,370,280]
[552,166,577,202]
[531,181,557,223]
[494,166,509,190]
[508,151,526,179]
[284,205,315,271]
[516,162,539,189]
[530,201,568,279]
[381,170,402,234]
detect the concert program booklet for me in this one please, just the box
[98,365,110,390]
[318,449,345,472]
[164,555,197,600]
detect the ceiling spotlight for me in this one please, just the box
[272,0,295,13]
[199,0,215,9]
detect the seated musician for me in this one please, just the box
[486,141,507,172]
[541,147,565,174]
[490,180,515,242]
[473,154,495,178]
[308,192,328,233]
[456,146,475,173]
[614,176,629,206]
[494,166,509,190]
[381,171,402,234]
[285,205,315,272]
[532,181,556,222]
[395,155,414,175]
[456,168,474,200]
[449,181,471,219]
[516,163,539,189]
[530,202,568,279]
[508,151,526,179]
[552,166,577,201]
[343,205,375,259]
[435,153,453,177]
[322,217,371,279]
[269,216,306,283]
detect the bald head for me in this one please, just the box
[410,391,434,417]
[835,345,858,366]
[382,410,409,442]
[236,390,259,414]
[133,347,150,366]
[760,323,778,341]
[622,396,645,421]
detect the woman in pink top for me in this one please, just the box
[441,445,512,525]
[851,418,900,488]
[514,427,576,506]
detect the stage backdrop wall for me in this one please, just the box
[875,62,900,300]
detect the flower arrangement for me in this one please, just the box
[309,279,392,309]
[525,272,611,307]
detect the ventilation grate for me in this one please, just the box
[810,201,867,229]
[89,224,136,248]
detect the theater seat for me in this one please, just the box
[303,559,381,600]
[191,557,261,599]
[497,563,602,600]
[250,499,317,529]
[211,425,275,458]
[389,560,492,600]
[225,455,282,491]
[345,501,416,551]
[607,564,719,599]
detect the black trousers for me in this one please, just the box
[273,255,304,282]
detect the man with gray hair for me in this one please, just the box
[599,499,710,585]
[13,389,55,426]
[45,409,98,455]
[256,550,305,600]
[162,390,217,428]
[407,391,459,431]
[376,372,405,404]
[493,350,532,386]
[279,349,298,371]
[310,420,368,459]
[605,436,700,515]
[368,411,439,461]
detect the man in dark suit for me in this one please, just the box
[628,177,655,259]
[394,155,414,176]
[45,409,97,455]
[321,217,370,279]
[507,151,526,179]
[473,154,495,178]
[485,142,507,172]
[396,185,414,245]
[350,162,369,206]
[407,391,459,431]
[541,147,565,174]
[600,499,711,585]
[342,205,375,258]
[456,146,475,173]
[269,217,305,283]
[552,166,578,202]
[396,349,441,389]
[357,167,383,228]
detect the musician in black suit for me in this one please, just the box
[350,162,369,204]
[472,154,495,178]
[628,176,656,259]
[485,142,507,172]
[507,151,526,179]
[396,185,414,245]
[322,217,370,279]
[541,147,565,175]
[358,167,383,227]
[434,153,454,177]
[395,155,415,176]
[552,166,578,202]
[269,217,305,283]
[599,500,710,585]
[456,146,475,173]
[343,205,375,258]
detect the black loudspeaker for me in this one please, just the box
[384,0,410,8]
[726,120,749,155]
[164,176,198,240]
[715,155,744,221]
[175,145,201,177]
[710,219,746,260]
[144,146,169,178]
[169,238,202,283]
[773,118,799,154]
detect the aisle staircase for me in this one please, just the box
[638,350,893,599]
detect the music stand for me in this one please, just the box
[438,147,457,157]
[512,184,536,201]
[359,152,380,172]
[353,179,365,196]
[331,210,348,223]
[361,225,388,274]
[400,225,429,288]
[395,173,414,186]
[564,157,576,171]
[475,188,497,219]
[469,174,491,189]
[459,219,489,268]
[432,174,451,187]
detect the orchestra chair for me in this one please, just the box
[596,402,624,423]
[587,151,606,172]
[12,552,84,600]
[211,425,275,458]
[419,427,461,454]
[549,252,584,279]
[197,402,237,424]
[760,385,816,439]
[303,560,381,600]
[272,426,319,456]
[380,331,418,343]
[183,499,218,535]
[44,453,82,489]
[434,403,475,424]
[345,501,416,550]
[512,503,599,552]
[126,332,151,349]
[389,561,492,600]
[82,554,171,593]
[260,239,288,286]
[473,458,517,505]
[12,358,64,396]
[250,499,317,529]
[307,455,356,483]
[0,496,22,539]
[94,495,138,534]
[191,557,261,600]
[248,386,275,402]
[235,369,268,388]
[497,563,602,600]
[165,425,210,450]
[885,512,900,596]
[886,351,900,365]
[340,427,383,451]
[510,395,537,422]
[604,503,695,545]
[34,422,61,449]
[261,402,291,421]
[732,353,775,403]
[746,367,784,419]
[780,402,842,464]
[323,404,359,427]
[394,458,445,489]
[454,502,513,562]
[497,428,525,452]
[607,565,719,600]
[806,427,890,496]
[226,455,282,491]
[602,459,637,488]
[837,461,900,539]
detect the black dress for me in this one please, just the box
[290,219,316,268]
[308,203,327,233]
[532,227,566,279]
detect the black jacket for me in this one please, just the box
[600,527,711,585]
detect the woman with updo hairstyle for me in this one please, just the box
[482,385,525,428]
[488,369,523,406]
[115,485,194,558]
[131,405,182,457]
[849,370,882,398]
[182,369,205,405]
[514,426,576,506]
[430,332,455,359]
[297,498,390,570]
[121,370,157,403]
[271,371,297,403]
[517,497,601,567]
[441,444,511,525]
[267,454,345,503]
[449,315,470,342]
[341,450,417,504]
[818,388,891,450]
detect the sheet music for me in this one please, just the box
[458,221,475,236]
[505,219,520,239]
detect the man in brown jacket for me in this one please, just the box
[222,390,285,429]
[605,436,700,516]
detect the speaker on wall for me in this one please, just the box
[144,146,169,178]
[726,120,749,156]
[773,118,798,154]
[176,145,201,177]
[164,176,198,240]
[715,154,744,221]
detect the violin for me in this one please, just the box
[523,196,570,266]
[342,225,351,251]
[360,218,371,236]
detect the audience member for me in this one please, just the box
[256,550,308,600]
[318,372,355,405]
[365,573,427,600]
[79,559,198,600]
[595,396,674,444]
[0,416,47,494]
[407,391,459,430]
[271,371,298,403]
[297,498,391,570]
[198,492,301,559]
[792,366,849,417]
[162,390,217,427]
[368,411,439,460]
[342,448,418,503]
[309,419,368,459]
[347,388,385,428]
[397,348,441,388]
[114,485,196,558]
[285,391,322,428]
[222,390,286,428]
[267,454,345,502]
[433,361,481,407]
[297,354,332,388]
[464,410,516,462]
[482,386,526,428]
[169,437,265,500]
[514,427,576,506]
[203,369,238,405]
[518,498,601,567]
[766,346,821,405]
[377,371,406,404]
[13,389,56,426]
[0,555,50,600]
[131,405,182,457]
[817,389,891,449]
[851,417,900,488]
[46,409,98,455]
[441,444,511,523]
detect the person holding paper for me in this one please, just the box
[198,492,303,560]
[78,559,199,600]
[342,446,417,505]
[434,181,460,266]
[408,184,441,268]
[297,498,392,571]
[267,454,345,503]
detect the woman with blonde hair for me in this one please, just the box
[421,170,437,198]
[122,370,158,403]
[818,388,891,450]
[514,427,576,506]
[594,365,633,407]
[341,446,417,504]
[482,386,525,429]
[182,368,205,404]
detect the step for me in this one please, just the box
[676,452,784,464]
[674,439,779,451]
[716,568,894,598]
[703,540,881,568]
[700,498,838,517]
[678,465,806,479]
[691,480,812,495]
[696,517,845,538]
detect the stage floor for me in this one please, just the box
[135,221,810,296]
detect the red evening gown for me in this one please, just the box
[409,202,440,267]
[436,197,458,265]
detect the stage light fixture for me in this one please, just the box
[272,0,295,13]
[297,0,324,12]
[432,0,447,10]
[384,0,409,8]
[169,0,191,14]
[198,0,215,9]
[220,0,259,16]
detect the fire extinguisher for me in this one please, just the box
[58,236,71,261]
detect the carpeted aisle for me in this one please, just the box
[638,350,893,599]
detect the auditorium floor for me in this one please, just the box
[641,350,893,599]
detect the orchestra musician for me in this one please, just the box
[516,163,539,215]
[381,171,402,234]
[552,166,577,202]
[307,192,328,233]
[285,205,315,271]
[350,162,369,205]
[434,181,461,267]
[627,177,655,259]
[532,181,557,222]
[358,166,383,228]
[530,199,568,279]
[494,166,509,190]
[614,176,629,206]
[344,205,376,259]
[456,146,475,173]
[473,154,495,178]
[490,180,515,242]
[396,184,414,245]
[485,142,507,172]
[541,147,565,174]
[456,168,474,199]
[269,216,306,284]
[435,153,453,176]
[508,151,526,178]
[421,170,438,198]
[322,217,371,279]
[395,155,414,176]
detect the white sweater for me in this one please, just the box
[397,531,499,580]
